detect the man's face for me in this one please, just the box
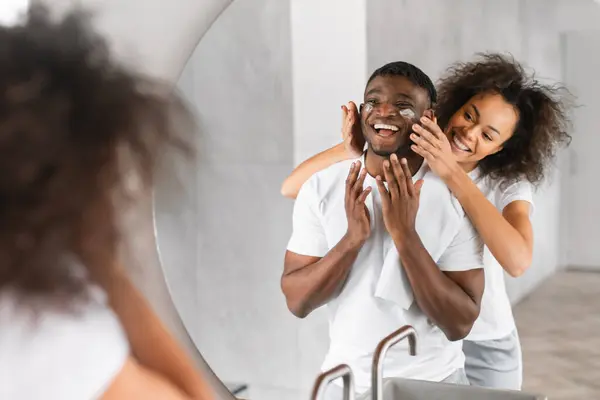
[361,75,431,157]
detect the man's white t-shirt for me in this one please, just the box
[287,156,484,393]
[0,284,129,400]
[466,170,534,341]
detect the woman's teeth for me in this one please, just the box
[452,135,471,152]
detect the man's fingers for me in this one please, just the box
[356,186,372,204]
[390,154,408,198]
[375,175,390,208]
[345,161,360,197]
[353,167,368,196]
[400,158,416,197]
[382,160,398,200]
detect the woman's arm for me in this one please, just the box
[411,117,533,277]
[100,267,214,399]
[102,356,192,400]
[445,173,533,277]
[281,102,364,199]
[281,143,350,198]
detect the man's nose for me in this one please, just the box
[375,103,397,117]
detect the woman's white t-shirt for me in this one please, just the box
[0,284,129,399]
[466,170,534,341]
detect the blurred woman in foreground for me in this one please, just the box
[0,6,211,400]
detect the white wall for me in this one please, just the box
[0,0,29,25]
[554,0,600,271]
[291,0,368,164]
[560,30,600,270]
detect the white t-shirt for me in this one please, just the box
[287,156,483,393]
[466,170,534,341]
[0,284,129,400]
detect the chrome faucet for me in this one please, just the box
[311,364,356,400]
[371,325,418,400]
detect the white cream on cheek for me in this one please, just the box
[363,103,415,119]
[399,108,416,119]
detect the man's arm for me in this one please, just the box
[282,161,372,318]
[375,155,483,341]
[394,232,483,341]
[282,236,362,318]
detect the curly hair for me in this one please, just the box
[0,6,193,306]
[435,53,572,185]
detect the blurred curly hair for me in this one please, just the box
[0,5,194,305]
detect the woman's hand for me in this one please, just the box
[341,101,365,158]
[410,116,461,181]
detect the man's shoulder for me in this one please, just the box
[304,158,356,197]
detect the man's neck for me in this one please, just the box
[364,146,423,179]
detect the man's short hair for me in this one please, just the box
[367,61,437,106]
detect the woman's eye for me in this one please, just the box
[483,133,492,141]
[464,111,473,121]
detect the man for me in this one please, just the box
[281,62,485,398]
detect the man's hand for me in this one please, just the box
[345,160,372,246]
[375,154,424,243]
[341,101,365,158]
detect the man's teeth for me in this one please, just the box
[453,135,470,152]
[374,123,399,131]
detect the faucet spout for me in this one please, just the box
[371,325,418,400]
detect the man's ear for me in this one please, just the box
[422,108,435,120]
[359,103,364,113]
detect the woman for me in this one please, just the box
[0,6,211,399]
[280,53,571,390]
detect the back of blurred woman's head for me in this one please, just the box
[0,5,193,308]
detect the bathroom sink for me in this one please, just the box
[355,378,547,400]
[311,325,547,400]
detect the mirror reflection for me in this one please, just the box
[156,1,599,399]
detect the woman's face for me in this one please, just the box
[444,92,519,170]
